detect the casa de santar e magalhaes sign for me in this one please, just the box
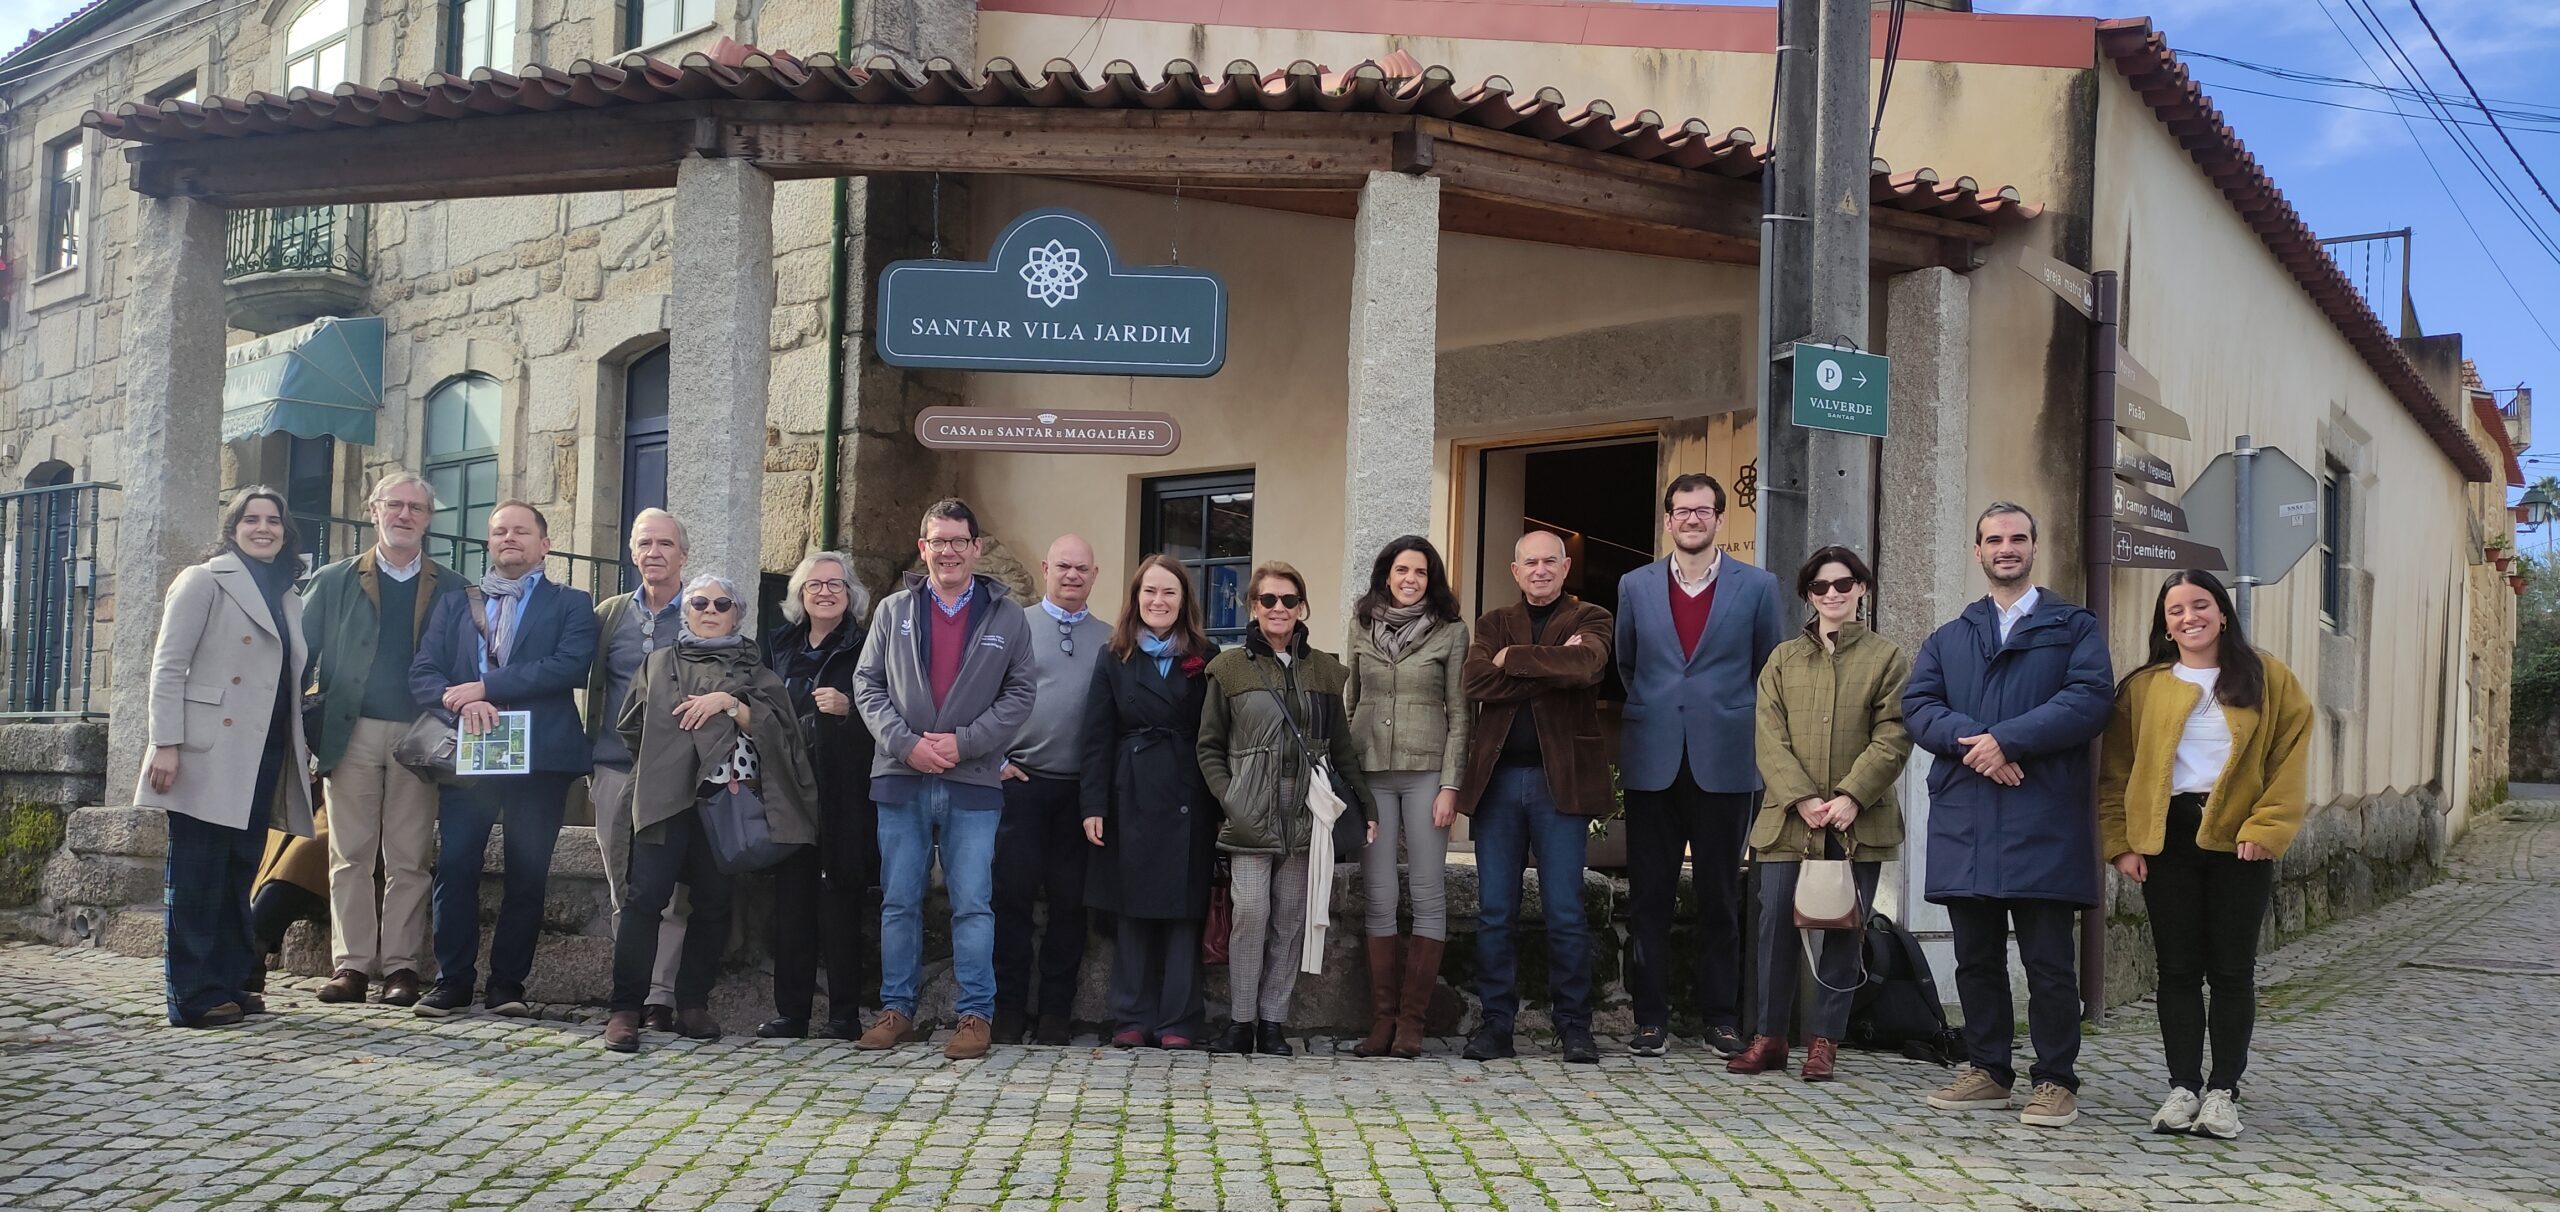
[875,208,1228,378]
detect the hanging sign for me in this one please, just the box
[2112,479,2189,533]
[876,208,1227,377]
[2113,432,2176,488]
[2017,246,2096,320]
[911,407,1182,456]
[2112,525,2226,571]
[2114,348,2190,440]
[1789,342,1891,438]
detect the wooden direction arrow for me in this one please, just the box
[2114,348,2192,441]
[2017,247,2096,320]
[2111,479,2190,532]
[2112,525,2226,571]
[2114,432,2177,488]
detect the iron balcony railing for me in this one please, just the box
[319,518,625,600]
[1,481,112,719]
[225,204,370,280]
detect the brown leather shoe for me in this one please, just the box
[317,970,368,1004]
[855,1009,913,1051]
[1351,935,1402,1058]
[1801,1037,1839,1082]
[380,970,422,1008]
[603,1011,641,1053]
[1726,1034,1790,1075]
[642,1005,677,1033]
[675,1008,721,1041]
[945,1014,993,1060]
[1390,936,1445,1058]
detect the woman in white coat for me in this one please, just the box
[135,487,316,1027]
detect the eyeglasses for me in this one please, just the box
[688,596,737,613]
[1058,619,1077,656]
[1669,506,1720,522]
[1253,593,1304,609]
[805,578,849,595]
[922,537,976,553]
[1805,578,1862,597]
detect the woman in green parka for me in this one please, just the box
[1732,546,1914,1083]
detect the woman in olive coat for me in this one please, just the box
[1080,554,1220,1049]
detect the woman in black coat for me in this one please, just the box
[755,551,879,1040]
[1081,553,1221,1050]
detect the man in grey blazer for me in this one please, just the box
[1614,472,1788,1058]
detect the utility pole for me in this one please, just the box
[1759,0,1875,589]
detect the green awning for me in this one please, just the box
[222,316,385,445]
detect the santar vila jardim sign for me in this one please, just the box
[876,208,1228,377]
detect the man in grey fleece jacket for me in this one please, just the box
[852,499,1038,1060]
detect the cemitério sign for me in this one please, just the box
[875,208,1228,377]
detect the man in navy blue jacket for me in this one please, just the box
[409,501,599,1018]
[1902,502,2114,1129]
[1614,473,1787,1059]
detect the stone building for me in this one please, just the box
[0,0,2528,1022]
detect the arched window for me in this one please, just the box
[285,0,352,91]
[423,373,500,576]
[618,344,669,591]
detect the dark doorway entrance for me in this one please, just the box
[619,344,670,593]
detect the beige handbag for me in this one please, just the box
[1793,827,1870,993]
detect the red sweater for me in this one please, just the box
[1669,572,1717,659]
[928,598,968,708]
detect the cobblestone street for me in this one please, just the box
[4,804,2555,1212]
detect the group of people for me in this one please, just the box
[142,470,2310,1140]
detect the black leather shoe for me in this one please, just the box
[1255,1022,1294,1057]
[1033,1013,1072,1046]
[1705,1024,1746,1058]
[414,982,472,1018]
[642,1005,677,1033]
[820,1017,862,1041]
[1462,1024,1515,1061]
[1561,1027,1599,1065]
[1212,1021,1256,1054]
[991,1013,1030,1046]
[756,1017,808,1039]
[182,1002,246,1029]
[484,982,532,1017]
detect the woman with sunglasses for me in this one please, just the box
[1079,554,1220,1049]
[2101,570,2311,1140]
[1197,562,1375,1056]
[757,552,878,1041]
[1343,536,1470,1058]
[1733,546,1912,1081]
[602,574,819,1053]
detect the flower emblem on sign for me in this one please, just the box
[1019,239,1088,307]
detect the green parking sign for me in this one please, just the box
[1791,342,1889,438]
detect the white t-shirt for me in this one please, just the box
[2170,665,2231,796]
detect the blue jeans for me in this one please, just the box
[1472,765,1593,1032]
[878,780,1000,1020]
[431,772,571,995]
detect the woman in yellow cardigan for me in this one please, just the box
[2099,569,2312,1142]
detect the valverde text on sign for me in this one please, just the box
[912,407,1183,456]
[876,208,1228,378]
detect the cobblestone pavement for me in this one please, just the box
[5,806,2557,1212]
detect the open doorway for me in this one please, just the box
[1471,435,1659,629]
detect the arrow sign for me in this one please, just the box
[2113,525,2226,571]
[2115,433,2177,488]
[2114,348,2191,441]
[2017,247,2096,320]
[2112,479,2190,532]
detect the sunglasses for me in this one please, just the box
[1253,593,1304,610]
[688,596,738,613]
[1804,578,1863,597]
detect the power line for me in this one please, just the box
[0,0,262,91]
[2401,0,2560,224]
[2199,79,2560,136]
[2180,47,2560,121]
[2336,0,2560,265]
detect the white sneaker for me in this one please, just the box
[2149,1088,2201,1134]
[2192,1088,2244,1139]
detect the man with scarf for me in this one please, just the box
[410,501,600,1018]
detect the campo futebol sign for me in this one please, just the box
[875,208,1229,377]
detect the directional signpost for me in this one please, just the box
[2180,441,2321,630]
[1790,342,1890,437]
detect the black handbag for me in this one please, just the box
[1258,682,1366,857]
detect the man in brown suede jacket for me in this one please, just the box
[1455,529,1614,1063]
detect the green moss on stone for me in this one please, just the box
[0,801,65,907]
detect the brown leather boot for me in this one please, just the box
[1800,1037,1839,1082]
[1726,1034,1790,1074]
[317,970,368,1004]
[1351,935,1403,1058]
[1389,936,1445,1059]
[602,1011,641,1054]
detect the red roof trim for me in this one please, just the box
[2099,19,2492,484]
[2471,390,2526,487]
[977,0,2100,70]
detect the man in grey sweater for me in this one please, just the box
[992,535,1111,1045]
[852,499,1039,1060]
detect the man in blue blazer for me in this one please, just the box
[1902,502,2114,1129]
[1614,473,1788,1059]
[409,501,600,1018]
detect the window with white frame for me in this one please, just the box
[625,0,713,50]
[2319,459,2348,631]
[42,135,82,274]
[446,0,517,76]
[285,0,352,91]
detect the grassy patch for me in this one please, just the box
[0,801,65,907]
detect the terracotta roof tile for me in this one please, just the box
[83,39,2036,228]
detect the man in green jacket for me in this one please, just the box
[299,471,464,1007]
[585,508,692,1027]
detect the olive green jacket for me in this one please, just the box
[1197,626,1375,857]
[1751,622,1914,861]
[1343,616,1471,784]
